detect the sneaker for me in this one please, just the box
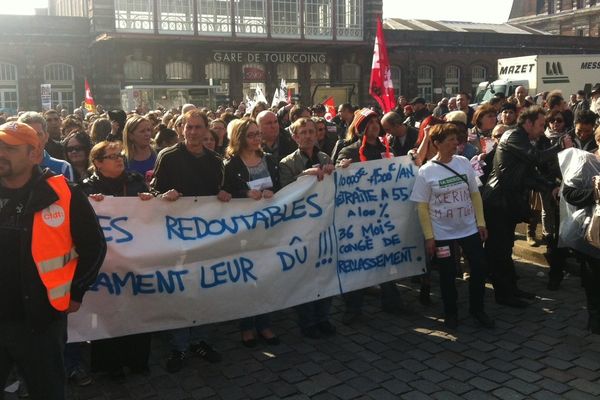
[317,321,336,336]
[444,314,458,329]
[166,350,186,373]
[190,341,222,363]
[17,380,29,398]
[68,366,92,387]
[471,311,495,329]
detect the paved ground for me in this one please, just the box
[5,252,600,400]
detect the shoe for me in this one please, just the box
[108,367,126,383]
[496,296,528,308]
[166,350,186,373]
[471,311,495,329]
[547,280,561,291]
[301,325,321,339]
[317,321,336,336]
[258,331,280,346]
[190,341,222,363]
[513,288,536,300]
[68,366,93,387]
[444,314,458,329]
[526,235,538,246]
[17,380,28,398]
[419,284,431,306]
[342,311,361,325]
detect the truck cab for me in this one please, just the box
[474,79,529,104]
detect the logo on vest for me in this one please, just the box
[42,204,65,227]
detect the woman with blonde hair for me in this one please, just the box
[122,115,156,178]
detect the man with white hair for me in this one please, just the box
[256,110,297,162]
[181,103,196,115]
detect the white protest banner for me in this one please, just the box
[68,156,425,342]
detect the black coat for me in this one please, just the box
[482,127,562,222]
[390,126,419,156]
[0,168,106,331]
[81,171,151,197]
[335,138,391,165]
[223,154,281,198]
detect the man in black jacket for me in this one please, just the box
[482,107,571,308]
[0,122,106,400]
[381,111,418,156]
[151,110,229,374]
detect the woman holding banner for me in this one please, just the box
[410,123,494,330]
[81,140,156,380]
[222,118,281,347]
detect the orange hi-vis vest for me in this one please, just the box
[31,175,78,311]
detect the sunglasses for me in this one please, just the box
[99,153,125,161]
[66,146,85,153]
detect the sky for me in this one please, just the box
[1,0,514,24]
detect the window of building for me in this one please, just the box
[444,65,460,96]
[198,0,232,35]
[166,61,192,80]
[54,0,88,17]
[0,63,18,113]
[115,0,154,31]
[158,0,194,33]
[336,0,363,40]
[235,0,267,36]
[304,0,332,39]
[205,62,230,96]
[310,63,330,98]
[341,63,360,104]
[44,63,75,112]
[277,63,298,97]
[471,65,486,96]
[124,60,153,81]
[417,65,433,102]
[390,66,401,96]
[272,0,300,37]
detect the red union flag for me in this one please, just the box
[84,78,96,113]
[369,16,396,113]
[322,96,336,117]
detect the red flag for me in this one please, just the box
[84,78,96,113]
[322,96,337,117]
[369,16,396,113]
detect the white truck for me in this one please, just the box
[475,54,600,103]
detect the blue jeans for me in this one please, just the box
[296,298,332,329]
[434,232,487,316]
[0,317,67,400]
[169,326,208,353]
[239,314,271,332]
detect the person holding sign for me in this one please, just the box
[334,108,405,325]
[81,140,156,380]
[410,123,494,330]
[279,117,336,338]
[151,109,228,373]
[222,118,281,347]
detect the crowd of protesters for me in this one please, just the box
[3,82,600,398]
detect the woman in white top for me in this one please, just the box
[410,123,494,330]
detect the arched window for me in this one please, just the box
[0,62,18,113]
[471,65,487,96]
[124,60,153,81]
[44,63,75,112]
[158,0,194,33]
[417,65,433,102]
[205,62,229,96]
[277,63,298,99]
[115,0,154,32]
[166,61,192,81]
[390,66,401,96]
[444,65,460,96]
